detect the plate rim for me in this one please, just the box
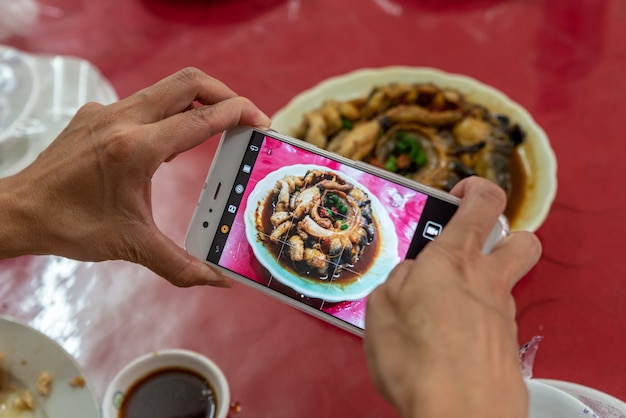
[0,313,101,417]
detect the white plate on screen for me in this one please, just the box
[244,164,399,302]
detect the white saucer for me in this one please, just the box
[0,48,118,178]
[526,379,599,418]
[538,379,626,418]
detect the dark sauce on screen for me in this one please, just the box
[119,368,217,418]
[260,193,380,286]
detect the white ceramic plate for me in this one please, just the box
[0,50,118,178]
[0,314,100,418]
[271,66,557,232]
[538,379,626,418]
[244,164,399,302]
[526,379,599,418]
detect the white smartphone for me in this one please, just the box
[185,126,509,337]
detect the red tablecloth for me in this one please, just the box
[2,0,625,416]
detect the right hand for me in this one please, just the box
[363,176,542,418]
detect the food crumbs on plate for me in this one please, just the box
[37,371,52,396]
[0,352,4,387]
[1,353,39,415]
[69,375,86,388]
[13,389,35,410]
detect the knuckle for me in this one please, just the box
[99,127,142,164]
[231,95,253,107]
[130,89,153,107]
[191,103,218,123]
[70,102,105,126]
[174,67,204,84]
[84,101,133,133]
[77,101,104,114]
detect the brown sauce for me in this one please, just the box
[260,193,380,286]
[119,368,217,418]
[504,149,527,225]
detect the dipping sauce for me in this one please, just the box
[119,367,217,418]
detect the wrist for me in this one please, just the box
[0,174,44,258]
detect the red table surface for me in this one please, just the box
[2,0,626,416]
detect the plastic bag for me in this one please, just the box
[519,335,544,379]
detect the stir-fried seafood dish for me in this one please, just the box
[291,82,526,217]
[254,169,377,283]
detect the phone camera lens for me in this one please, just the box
[202,221,209,228]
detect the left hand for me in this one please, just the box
[3,67,270,287]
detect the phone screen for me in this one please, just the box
[206,131,457,331]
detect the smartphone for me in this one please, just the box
[185,126,509,337]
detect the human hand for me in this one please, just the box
[363,176,541,418]
[1,67,270,287]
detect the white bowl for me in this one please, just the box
[0,314,100,417]
[102,349,230,418]
[271,66,557,232]
[526,379,599,418]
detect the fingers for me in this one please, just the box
[148,95,270,162]
[125,68,242,124]
[489,231,542,290]
[441,177,507,250]
[139,229,232,288]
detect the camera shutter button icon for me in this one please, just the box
[422,221,443,241]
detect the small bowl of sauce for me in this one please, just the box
[102,349,230,418]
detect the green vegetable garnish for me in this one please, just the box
[394,131,427,168]
[384,155,398,172]
[396,140,410,153]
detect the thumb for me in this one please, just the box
[138,228,232,288]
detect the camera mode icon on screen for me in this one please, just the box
[422,221,442,241]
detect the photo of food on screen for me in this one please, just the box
[217,135,427,330]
